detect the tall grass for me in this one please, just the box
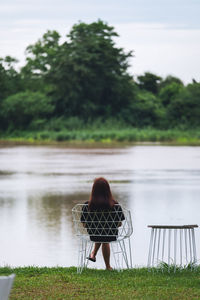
[1,127,200,144]
[0,117,200,144]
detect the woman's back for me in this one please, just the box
[81,202,125,242]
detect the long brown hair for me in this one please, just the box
[88,177,117,210]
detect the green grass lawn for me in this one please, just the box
[1,266,200,299]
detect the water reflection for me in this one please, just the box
[28,192,89,233]
[0,197,15,208]
[0,145,199,267]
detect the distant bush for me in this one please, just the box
[44,117,85,131]
[1,91,54,130]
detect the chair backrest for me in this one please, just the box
[0,274,15,300]
[72,204,133,242]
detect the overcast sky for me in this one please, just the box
[0,0,200,83]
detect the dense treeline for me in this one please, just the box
[0,20,200,133]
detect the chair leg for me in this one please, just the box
[128,237,133,268]
[85,242,94,268]
[119,240,129,269]
[77,240,94,273]
[77,239,85,274]
[111,240,131,270]
[111,242,121,271]
[77,240,83,274]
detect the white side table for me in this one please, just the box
[147,225,198,271]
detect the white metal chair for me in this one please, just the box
[72,204,133,273]
[0,274,15,300]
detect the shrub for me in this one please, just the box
[1,91,54,129]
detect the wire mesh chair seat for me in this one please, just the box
[72,204,133,273]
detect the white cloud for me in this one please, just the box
[114,23,200,82]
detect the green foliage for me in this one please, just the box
[0,20,199,132]
[167,83,200,127]
[159,75,183,90]
[0,56,22,101]
[1,91,54,129]
[137,72,162,94]
[49,20,134,118]
[159,82,183,107]
[0,56,23,129]
[21,30,61,93]
[128,90,164,127]
[45,116,85,131]
[1,127,200,145]
[0,61,7,101]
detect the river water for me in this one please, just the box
[0,145,199,268]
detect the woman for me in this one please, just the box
[81,177,125,270]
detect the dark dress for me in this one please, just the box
[81,202,125,242]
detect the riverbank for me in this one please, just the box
[0,128,200,146]
[1,266,200,299]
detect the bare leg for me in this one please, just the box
[90,243,101,260]
[102,243,112,270]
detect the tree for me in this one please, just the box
[128,90,164,127]
[46,20,134,119]
[167,83,200,127]
[0,56,22,101]
[1,91,54,129]
[21,30,61,92]
[0,61,7,102]
[0,56,23,129]
[159,75,183,90]
[159,82,183,107]
[137,72,162,94]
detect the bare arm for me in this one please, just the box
[118,222,122,227]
